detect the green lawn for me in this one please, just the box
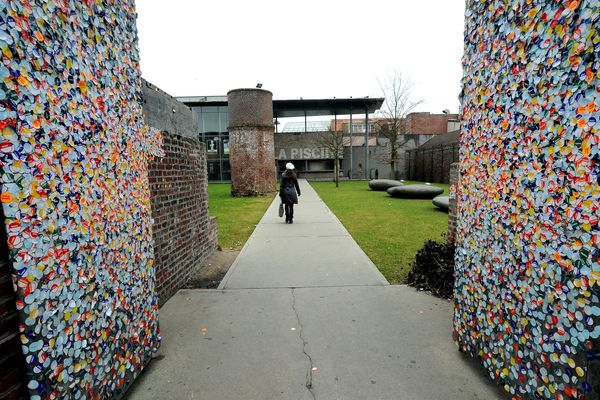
[311,180,449,284]
[207,184,273,249]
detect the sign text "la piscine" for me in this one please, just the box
[277,148,342,160]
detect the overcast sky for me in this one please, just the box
[136,0,465,115]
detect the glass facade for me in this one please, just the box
[196,106,230,182]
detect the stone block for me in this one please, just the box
[368,179,404,191]
[386,184,444,199]
[432,195,449,211]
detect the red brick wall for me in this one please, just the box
[149,132,218,305]
[0,208,27,400]
[405,112,459,135]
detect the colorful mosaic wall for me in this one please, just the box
[1,1,163,398]
[455,1,600,399]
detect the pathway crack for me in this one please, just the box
[291,288,317,400]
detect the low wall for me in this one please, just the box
[142,79,218,304]
[406,143,459,183]
[149,133,217,304]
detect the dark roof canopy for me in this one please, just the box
[177,96,384,118]
[273,98,384,118]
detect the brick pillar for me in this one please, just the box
[228,89,276,196]
[448,162,459,243]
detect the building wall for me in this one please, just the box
[1,2,162,398]
[332,113,459,135]
[404,112,458,134]
[148,133,217,305]
[343,140,391,179]
[455,1,599,399]
[274,134,394,180]
[275,132,336,161]
[330,118,385,133]
[331,114,454,180]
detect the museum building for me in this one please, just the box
[177,92,458,182]
[178,94,384,181]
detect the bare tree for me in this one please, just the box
[317,129,345,188]
[376,71,423,179]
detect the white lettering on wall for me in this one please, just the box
[277,147,342,160]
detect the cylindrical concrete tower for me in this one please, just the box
[227,88,276,196]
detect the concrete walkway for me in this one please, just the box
[127,180,505,400]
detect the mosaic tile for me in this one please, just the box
[1,1,163,398]
[455,1,599,399]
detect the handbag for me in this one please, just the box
[278,202,284,217]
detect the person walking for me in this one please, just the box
[279,162,301,224]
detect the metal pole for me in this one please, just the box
[440,145,444,183]
[334,112,338,177]
[431,147,434,182]
[334,113,337,132]
[304,111,307,134]
[349,112,353,179]
[365,108,369,179]
[421,150,425,182]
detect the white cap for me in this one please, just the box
[285,162,295,170]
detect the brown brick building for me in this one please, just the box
[330,112,459,135]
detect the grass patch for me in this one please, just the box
[310,180,449,284]
[207,184,273,250]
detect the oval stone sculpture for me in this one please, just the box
[387,184,444,199]
[368,179,404,191]
[432,195,450,211]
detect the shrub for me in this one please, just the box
[407,236,455,298]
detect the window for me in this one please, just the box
[205,134,219,158]
[207,161,220,181]
[222,137,230,157]
[194,106,230,181]
[307,160,334,171]
[219,107,228,132]
[202,110,219,133]
[222,160,231,181]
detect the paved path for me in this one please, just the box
[127,180,505,400]
[218,180,388,289]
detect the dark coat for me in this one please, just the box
[279,170,301,204]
